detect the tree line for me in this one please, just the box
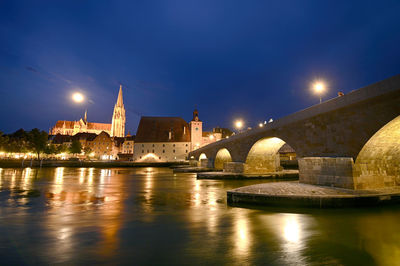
[0,129,85,160]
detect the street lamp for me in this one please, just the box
[313,81,326,104]
[234,120,244,132]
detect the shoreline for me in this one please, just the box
[0,159,189,169]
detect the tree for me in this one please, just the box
[6,129,29,154]
[27,128,48,160]
[56,144,69,154]
[44,143,57,156]
[0,131,8,151]
[83,146,92,155]
[69,140,82,156]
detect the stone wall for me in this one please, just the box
[299,157,355,189]
[224,162,245,173]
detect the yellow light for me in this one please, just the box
[314,82,325,93]
[258,123,263,128]
[209,135,215,140]
[72,92,84,103]
[235,120,243,129]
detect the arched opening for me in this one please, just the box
[199,153,207,161]
[354,115,400,189]
[214,148,232,170]
[198,153,208,168]
[245,137,294,174]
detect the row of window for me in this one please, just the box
[141,149,188,154]
[140,143,188,148]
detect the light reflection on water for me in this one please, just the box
[0,167,400,265]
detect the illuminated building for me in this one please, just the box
[50,85,126,137]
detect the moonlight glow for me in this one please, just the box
[72,92,84,103]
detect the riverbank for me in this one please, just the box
[197,170,298,180]
[227,181,400,208]
[0,159,189,168]
[173,167,222,173]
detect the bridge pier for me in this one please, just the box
[199,158,214,168]
[298,157,355,189]
[223,162,245,173]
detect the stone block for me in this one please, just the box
[224,162,245,173]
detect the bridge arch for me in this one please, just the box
[214,148,232,170]
[244,137,291,174]
[199,153,207,161]
[354,115,400,189]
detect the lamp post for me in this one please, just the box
[313,81,326,104]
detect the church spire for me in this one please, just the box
[111,85,126,137]
[116,84,124,107]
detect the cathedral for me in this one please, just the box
[50,86,126,137]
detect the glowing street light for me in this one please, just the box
[312,81,326,103]
[258,123,264,128]
[234,120,244,132]
[72,92,84,103]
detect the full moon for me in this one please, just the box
[72,92,84,103]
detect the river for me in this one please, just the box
[0,167,399,265]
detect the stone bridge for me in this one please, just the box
[189,74,400,190]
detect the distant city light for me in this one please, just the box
[72,92,84,103]
[268,118,273,123]
[258,123,264,128]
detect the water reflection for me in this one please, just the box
[233,212,251,259]
[1,168,400,264]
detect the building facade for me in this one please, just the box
[50,86,126,137]
[132,110,233,162]
[133,117,191,162]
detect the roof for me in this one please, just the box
[279,143,296,153]
[52,120,111,131]
[125,135,135,141]
[51,134,72,144]
[87,122,111,130]
[72,132,98,141]
[135,116,191,143]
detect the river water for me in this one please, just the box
[0,167,399,265]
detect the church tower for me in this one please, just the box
[111,85,126,137]
[189,109,202,151]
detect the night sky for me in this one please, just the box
[1,1,400,134]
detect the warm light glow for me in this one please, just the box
[235,120,244,129]
[209,135,215,140]
[72,92,84,103]
[259,123,263,128]
[284,216,300,243]
[313,81,326,94]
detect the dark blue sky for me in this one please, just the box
[1,1,400,134]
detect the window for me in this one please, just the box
[195,127,198,131]
[186,150,188,153]
[142,150,144,153]
[163,144,165,147]
[173,150,175,153]
[163,150,165,153]
[152,144,154,147]
[142,144,144,147]
[147,150,149,153]
[152,149,154,153]
[159,157,161,159]
[173,144,175,147]
[185,144,188,147]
